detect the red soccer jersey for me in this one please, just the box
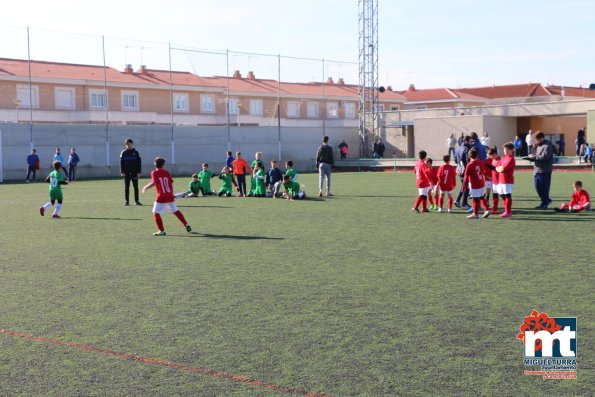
[415,160,431,188]
[498,154,515,184]
[569,189,590,207]
[151,168,175,203]
[482,159,492,181]
[491,157,501,183]
[437,163,457,191]
[462,158,485,189]
[427,166,438,185]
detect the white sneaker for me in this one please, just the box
[437,208,442,212]
[447,208,451,213]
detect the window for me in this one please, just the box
[122,91,139,111]
[249,99,263,116]
[201,94,215,113]
[307,102,319,118]
[344,102,356,118]
[55,87,75,109]
[373,104,385,112]
[89,90,107,110]
[228,98,239,115]
[415,105,428,110]
[390,105,400,111]
[16,84,39,109]
[287,101,299,118]
[173,93,189,113]
[326,102,339,118]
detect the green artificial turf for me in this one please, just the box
[0,171,593,396]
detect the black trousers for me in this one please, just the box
[236,174,247,196]
[26,165,36,181]
[124,173,139,203]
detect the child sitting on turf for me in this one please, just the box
[252,161,267,197]
[39,160,68,218]
[412,150,430,213]
[197,163,217,195]
[554,181,591,212]
[266,160,283,197]
[175,174,201,198]
[436,155,456,212]
[426,158,438,210]
[218,166,237,197]
[272,160,298,198]
[142,157,191,236]
[282,174,305,200]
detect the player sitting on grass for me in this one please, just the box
[197,163,217,196]
[412,150,430,213]
[252,161,267,197]
[272,160,298,198]
[282,174,305,201]
[495,142,516,218]
[39,160,68,218]
[142,157,191,236]
[487,147,501,213]
[218,166,237,197]
[461,148,490,219]
[437,155,456,212]
[426,158,439,210]
[554,181,591,212]
[175,174,201,198]
[266,160,283,197]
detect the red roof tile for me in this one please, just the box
[546,85,595,98]
[457,83,551,99]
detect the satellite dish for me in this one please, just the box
[589,83,595,90]
[378,86,386,93]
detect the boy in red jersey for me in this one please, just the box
[462,148,490,219]
[495,142,516,218]
[437,155,457,212]
[426,158,439,210]
[142,157,192,236]
[412,150,431,213]
[487,147,501,213]
[554,181,591,212]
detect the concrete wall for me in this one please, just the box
[0,123,358,180]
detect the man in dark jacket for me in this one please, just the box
[527,131,555,209]
[26,148,39,182]
[120,138,142,206]
[454,135,471,208]
[316,136,334,197]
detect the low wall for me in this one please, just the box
[0,124,359,180]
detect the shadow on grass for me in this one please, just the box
[341,195,414,198]
[174,232,284,240]
[509,215,592,222]
[68,217,143,221]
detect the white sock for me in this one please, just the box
[43,202,52,209]
[53,203,62,215]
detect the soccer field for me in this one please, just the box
[0,171,593,396]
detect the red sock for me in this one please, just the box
[421,197,428,211]
[439,194,444,208]
[154,213,164,231]
[174,210,188,226]
[481,197,489,211]
[447,196,453,209]
[472,199,479,215]
[506,196,513,213]
[413,196,422,210]
[492,196,499,212]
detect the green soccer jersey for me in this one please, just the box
[254,168,266,195]
[198,170,215,191]
[187,180,201,194]
[284,180,300,197]
[48,170,64,192]
[219,172,234,192]
[285,168,297,181]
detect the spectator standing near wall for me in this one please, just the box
[316,136,334,197]
[514,135,523,155]
[576,127,586,161]
[480,131,491,149]
[25,148,40,182]
[527,131,555,209]
[53,148,68,176]
[526,130,535,155]
[454,135,471,209]
[67,148,80,182]
[557,136,565,156]
[338,140,349,159]
[446,133,456,159]
[120,138,142,206]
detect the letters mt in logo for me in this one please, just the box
[517,310,577,358]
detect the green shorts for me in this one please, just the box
[49,189,63,202]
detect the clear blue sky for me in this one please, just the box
[1,0,593,89]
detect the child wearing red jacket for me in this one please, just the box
[495,142,516,218]
[555,181,591,212]
[412,150,431,213]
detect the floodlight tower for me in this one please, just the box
[358,0,379,157]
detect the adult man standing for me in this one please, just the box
[53,147,68,176]
[470,132,486,160]
[454,135,471,208]
[526,130,535,155]
[316,136,334,197]
[25,148,39,182]
[527,131,555,209]
[67,147,80,182]
[120,138,142,206]
[576,127,586,158]
[446,133,456,159]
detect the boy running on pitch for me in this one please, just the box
[142,157,191,236]
[436,155,457,212]
[39,161,68,218]
[461,148,490,219]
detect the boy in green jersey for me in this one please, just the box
[252,161,267,197]
[175,174,201,198]
[217,167,237,197]
[248,152,263,196]
[282,174,305,201]
[197,163,217,195]
[272,160,298,198]
[39,161,69,218]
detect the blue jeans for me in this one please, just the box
[534,172,552,207]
